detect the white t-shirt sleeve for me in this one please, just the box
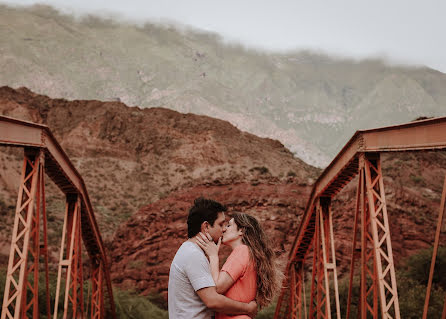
[185,251,215,291]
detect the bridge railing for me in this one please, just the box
[274,116,446,319]
[0,115,115,319]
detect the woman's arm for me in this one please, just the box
[207,245,221,286]
[196,232,221,284]
[214,271,235,294]
[196,233,235,294]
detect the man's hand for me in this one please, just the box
[196,232,221,259]
[247,300,258,318]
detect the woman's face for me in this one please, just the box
[222,218,243,245]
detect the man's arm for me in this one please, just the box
[197,286,257,318]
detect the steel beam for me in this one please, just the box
[289,262,305,319]
[423,175,446,318]
[345,168,361,319]
[39,161,52,319]
[319,201,341,319]
[91,260,104,319]
[364,154,400,318]
[53,196,84,319]
[1,149,41,319]
[360,154,378,319]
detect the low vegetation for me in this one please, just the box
[336,247,446,319]
[0,269,167,319]
[1,247,444,318]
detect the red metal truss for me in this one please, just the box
[363,154,399,318]
[289,264,303,319]
[306,199,341,319]
[53,197,84,319]
[275,117,446,319]
[0,116,115,319]
[1,150,41,319]
[423,175,446,319]
[91,260,104,319]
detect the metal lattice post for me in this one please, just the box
[77,214,85,318]
[346,168,362,319]
[319,199,341,319]
[423,175,446,318]
[289,263,304,319]
[1,149,41,319]
[53,196,83,319]
[66,197,84,319]
[40,165,52,319]
[302,266,307,319]
[274,272,290,319]
[308,205,319,319]
[317,201,330,319]
[91,259,104,319]
[21,152,47,319]
[364,154,400,319]
[290,266,297,319]
[359,154,379,319]
[308,200,333,319]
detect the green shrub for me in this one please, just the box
[410,174,424,185]
[335,247,446,318]
[114,289,168,319]
[256,300,277,319]
[405,246,446,290]
[0,268,167,319]
[250,166,270,175]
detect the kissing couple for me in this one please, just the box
[168,197,282,319]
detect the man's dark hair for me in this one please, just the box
[187,197,227,238]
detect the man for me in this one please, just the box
[168,197,257,319]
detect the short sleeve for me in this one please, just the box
[184,250,215,291]
[221,245,250,282]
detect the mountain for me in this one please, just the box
[0,86,318,264]
[1,4,445,167]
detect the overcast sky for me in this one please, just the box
[4,0,446,73]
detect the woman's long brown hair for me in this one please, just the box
[232,213,283,308]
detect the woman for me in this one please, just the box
[197,212,281,318]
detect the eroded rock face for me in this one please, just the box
[0,85,319,242]
[110,181,312,298]
[110,152,446,300]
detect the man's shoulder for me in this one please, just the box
[174,241,206,263]
[177,241,202,255]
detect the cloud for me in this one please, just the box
[3,0,446,73]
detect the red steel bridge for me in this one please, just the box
[273,116,446,319]
[0,116,115,319]
[1,115,446,319]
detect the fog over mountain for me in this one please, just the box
[1,4,446,166]
[6,0,446,74]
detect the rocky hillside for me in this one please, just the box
[1,86,444,307]
[0,86,318,264]
[1,4,445,166]
[110,151,446,300]
[110,181,311,298]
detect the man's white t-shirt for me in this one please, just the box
[168,241,215,319]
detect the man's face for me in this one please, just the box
[206,212,225,243]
